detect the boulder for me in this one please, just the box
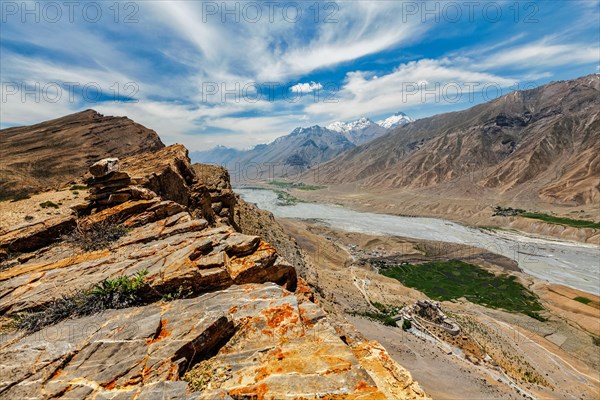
[130,185,157,200]
[89,158,119,177]
[103,192,132,204]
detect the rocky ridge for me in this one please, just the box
[0,144,428,399]
[0,110,165,201]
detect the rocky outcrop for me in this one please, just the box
[0,145,429,399]
[0,110,164,201]
[192,164,237,226]
[0,215,76,259]
[0,203,295,315]
[234,197,307,276]
[0,283,426,399]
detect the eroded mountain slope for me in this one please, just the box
[313,75,600,206]
[0,110,164,200]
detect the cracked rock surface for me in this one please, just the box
[0,144,428,399]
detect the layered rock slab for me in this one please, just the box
[0,143,429,399]
[0,201,295,315]
[0,284,395,399]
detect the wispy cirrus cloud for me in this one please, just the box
[304,58,518,120]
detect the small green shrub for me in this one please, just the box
[275,190,303,206]
[16,269,149,332]
[348,308,398,327]
[161,285,193,301]
[39,201,59,209]
[493,206,525,217]
[593,337,600,347]
[184,360,217,392]
[402,319,412,331]
[524,311,547,322]
[90,269,148,308]
[370,301,401,316]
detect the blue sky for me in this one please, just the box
[1,0,599,149]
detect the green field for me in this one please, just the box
[574,296,593,305]
[520,212,600,229]
[269,181,325,190]
[380,260,545,320]
[494,206,600,229]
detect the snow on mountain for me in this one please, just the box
[325,121,348,133]
[328,112,413,134]
[326,117,376,133]
[377,112,414,129]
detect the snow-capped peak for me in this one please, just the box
[326,117,376,133]
[376,112,414,129]
[325,121,348,133]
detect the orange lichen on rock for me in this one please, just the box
[262,303,298,329]
[354,380,379,393]
[228,383,269,399]
[295,277,315,302]
[146,319,171,345]
[350,341,431,400]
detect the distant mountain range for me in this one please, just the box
[190,112,413,176]
[311,75,600,206]
[3,75,597,209]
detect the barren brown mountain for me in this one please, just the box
[312,75,600,206]
[0,109,164,200]
[1,108,598,399]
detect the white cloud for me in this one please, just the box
[302,35,600,121]
[144,1,433,82]
[290,82,323,93]
[2,0,599,151]
[475,41,599,70]
[304,58,517,120]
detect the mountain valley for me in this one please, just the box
[0,75,598,400]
